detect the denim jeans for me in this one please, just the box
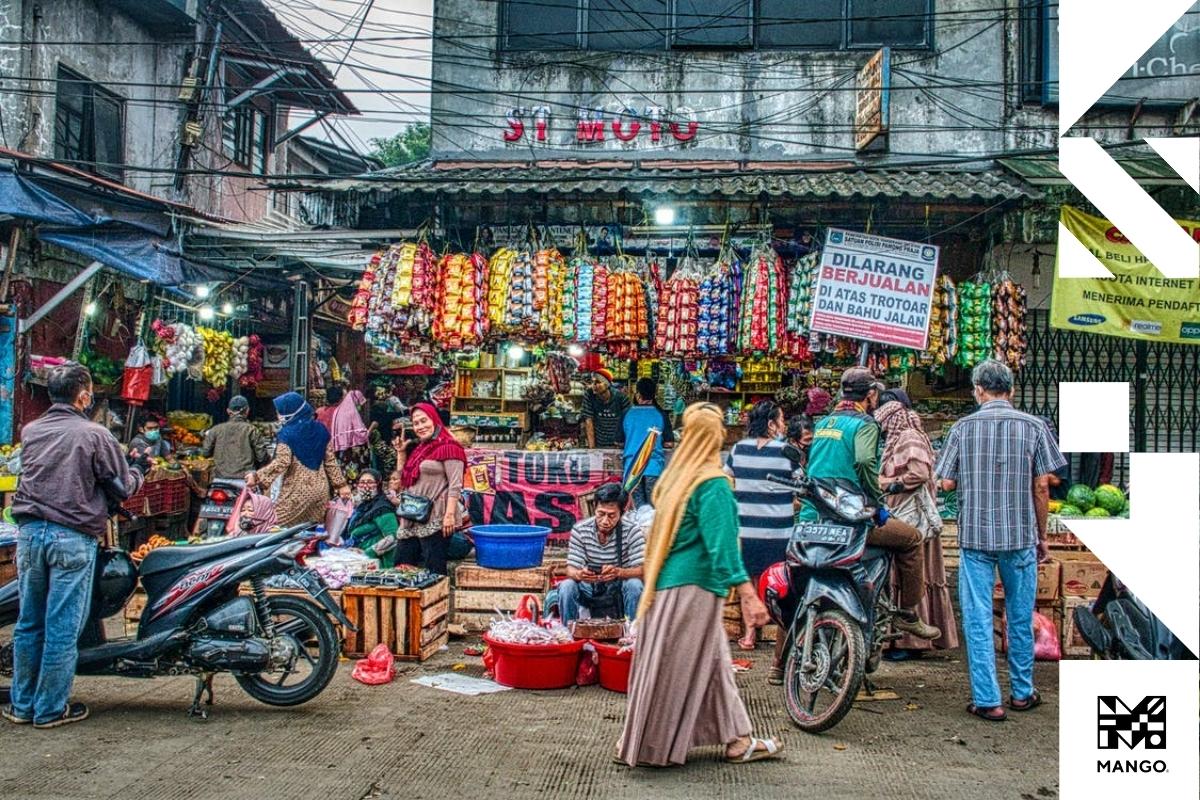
[11,520,98,724]
[958,546,1037,708]
[558,577,644,622]
[630,474,659,508]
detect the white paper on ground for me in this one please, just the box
[410,673,512,696]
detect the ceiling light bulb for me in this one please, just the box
[195,284,211,299]
[83,301,98,317]
[198,305,215,321]
[654,206,676,226]
[221,302,234,315]
[567,344,584,358]
[507,344,525,363]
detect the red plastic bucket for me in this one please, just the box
[591,641,633,693]
[483,634,585,690]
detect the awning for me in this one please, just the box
[38,229,189,285]
[1000,151,1190,186]
[0,168,94,227]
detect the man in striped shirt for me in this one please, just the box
[560,483,645,622]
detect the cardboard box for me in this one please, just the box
[1060,554,1109,598]
[993,557,1061,601]
[1062,595,1095,658]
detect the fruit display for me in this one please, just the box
[76,351,123,387]
[1056,483,1129,519]
[955,281,993,368]
[132,535,173,561]
[153,320,203,376]
[1065,483,1096,512]
[239,334,265,389]
[1093,484,1127,515]
[197,327,234,387]
[991,279,1028,370]
[1084,507,1110,517]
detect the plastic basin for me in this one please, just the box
[470,525,551,569]
[591,641,633,693]
[483,634,585,690]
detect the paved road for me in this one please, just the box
[0,643,1058,800]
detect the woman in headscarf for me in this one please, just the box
[326,384,379,483]
[246,392,350,527]
[392,403,466,576]
[874,399,959,656]
[345,469,399,567]
[617,403,783,768]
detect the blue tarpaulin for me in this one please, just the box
[37,229,188,285]
[0,168,94,228]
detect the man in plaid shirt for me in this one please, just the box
[935,359,1066,723]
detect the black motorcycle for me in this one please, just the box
[0,524,353,718]
[762,472,900,733]
[194,478,245,539]
[1073,573,1196,661]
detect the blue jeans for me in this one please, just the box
[630,474,659,508]
[959,547,1037,708]
[11,521,98,723]
[558,578,644,622]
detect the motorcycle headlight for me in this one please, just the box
[834,492,867,520]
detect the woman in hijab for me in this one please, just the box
[875,399,959,656]
[345,469,399,567]
[393,403,466,576]
[246,392,350,527]
[617,403,783,768]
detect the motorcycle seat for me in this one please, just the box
[139,534,269,576]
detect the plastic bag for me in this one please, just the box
[576,643,598,686]
[125,343,152,369]
[150,355,169,386]
[1033,610,1062,661]
[324,498,355,546]
[351,643,395,685]
[514,594,541,623]
[121,342,153,403]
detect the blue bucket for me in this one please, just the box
[470,525,552,569]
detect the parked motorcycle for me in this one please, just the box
[194,478,244,538]
[761,472,900,733]
[1072,573,1195,660]
[0,523,353,718]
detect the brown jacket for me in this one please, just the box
[12,404,145,538]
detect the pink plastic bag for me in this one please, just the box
[324,498,355,545]
[1033,610,1062,661]
[351,643,395,685]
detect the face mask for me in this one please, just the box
[144,430,161,443]
[774,433,786,442]
[353,488,377,505]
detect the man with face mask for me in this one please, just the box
[129,417,172,460]
[801,367,941,642]
[6,363,145,728]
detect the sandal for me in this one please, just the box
[737,634,757,652]
[967,703,1007,722]
[725,736,784,764]
[767,666,784,685]
[1008,690,1042,712]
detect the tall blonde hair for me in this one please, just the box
[637,402,732,618]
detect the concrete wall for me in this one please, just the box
[430,0,1185,163]
[0,0,190,196]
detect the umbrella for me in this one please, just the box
[622,426,660,494]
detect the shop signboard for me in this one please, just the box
[1050,205,1200,344]
[854,47,891,152]
[810,228,940,349]
[463,449,609,535]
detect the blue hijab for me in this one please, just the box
[274,392,331,470]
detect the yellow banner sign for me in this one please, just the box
[1051,205,1200,344]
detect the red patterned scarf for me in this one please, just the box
[400,402,467,488]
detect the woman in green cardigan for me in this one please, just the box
[346,469,398,567]
[616,402,783,768]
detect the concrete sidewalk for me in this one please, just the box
[0,645,1059,800]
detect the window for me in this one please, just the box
[502,1,929,51]
[223,101,273,174]
[54,66,125,181]
[1018,0,1049,105]
[588,1,667,51]
[673,1,752,49]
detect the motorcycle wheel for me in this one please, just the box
[783,608,866,733]
[234,596,339,707]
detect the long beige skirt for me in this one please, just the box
[890,535,960,651]
[616,584,752,767]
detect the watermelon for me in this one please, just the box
[1084,507,1110,517]
[1065,484,1096,512]
[1093,484,1126,514]
[1058,504,1083,517]
[1117,507,1129,519]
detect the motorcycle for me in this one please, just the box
[1072,573,1195,660]
[761,471,900,733]
[194,478,244,538]
[0,523,353,718]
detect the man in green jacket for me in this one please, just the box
[803,368,940,641]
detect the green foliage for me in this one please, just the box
[369,123,431,167]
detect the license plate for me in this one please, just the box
[199,503,233,517]
[794,522,854,545]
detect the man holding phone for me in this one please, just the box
[559,483,645,623]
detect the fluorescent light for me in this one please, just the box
[195,284,211,299]
[507,344,525,363]
[198,305,215,321]
[83,301,98,317]
[654,206,676,226]
[567,344,584,357]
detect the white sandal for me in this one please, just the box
[726,736,783,763]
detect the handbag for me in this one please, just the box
[396,491,433,523]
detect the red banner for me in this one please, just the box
[464,449,614,538]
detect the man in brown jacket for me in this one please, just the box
[202,395,268,480]
[4,364,144,729]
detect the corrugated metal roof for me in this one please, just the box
[281,161,1036,201]
[1000,153,1189,186]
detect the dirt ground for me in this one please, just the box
[0,641,1059,800]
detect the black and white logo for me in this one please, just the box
[1098,696,1166,750]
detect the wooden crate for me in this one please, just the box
[342,579,449,661]
[451,563,553,632]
